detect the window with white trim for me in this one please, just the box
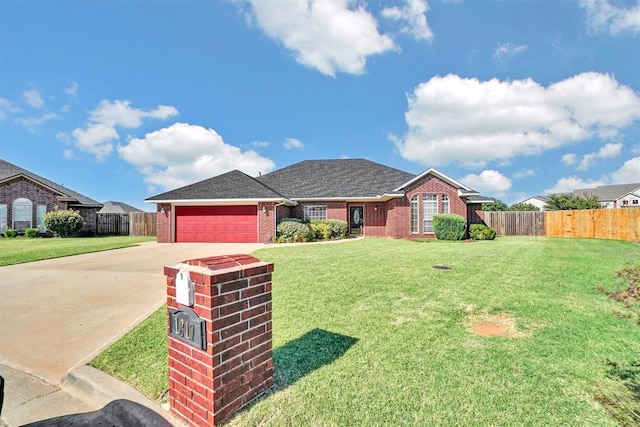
[304,205,327,221]
[423,194,438,233]
[12,198,32,232]
[37,205,47,232]
[442,195,450,214]
[0,205,7,233]
[410,195,419,233]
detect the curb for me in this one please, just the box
[62,366,183,426]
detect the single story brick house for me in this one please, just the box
[146,159,490,243]
[0,159,103,234]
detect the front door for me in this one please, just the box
[349,206,364,235]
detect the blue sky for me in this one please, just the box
[1,0,639,210]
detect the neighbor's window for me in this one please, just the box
[442,195,450,214]
[423,194,438,233]
[0,204,7,233]
[37,205,47,232]
[12,197,33,232]
[410,195,419,233]
[633,199,639,205]
[304,205,327,221]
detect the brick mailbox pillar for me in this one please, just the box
[164,254,274,426]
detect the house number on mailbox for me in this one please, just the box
[169,307,206,350]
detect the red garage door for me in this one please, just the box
[175,206,258,243]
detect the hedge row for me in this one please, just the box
[276,218,348,243]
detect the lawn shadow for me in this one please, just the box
[272,328,358,390]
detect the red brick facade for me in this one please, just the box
[155,173,484,243]
[0,176,99,235]
[165,255,273,426]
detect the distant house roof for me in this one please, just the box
[146,159,488,204]
[99,201,144,214]
[0,159,102,207]
[573,183,640,201]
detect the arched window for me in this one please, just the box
[13,198,33,232]
[442,195,450,214]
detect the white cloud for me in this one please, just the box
[283,137,304,149]
[460,170,512,194]
[381,0,434,41]
[393,72,640,168]
[513,168,536,178]
[63,149,76,160]
[23,89,44,109]
[64,81,79,97]
[577,141,622,170]
[611,157,640,183]
[0,98,20,119]
[117,122,276,190]
[250,140,270,148]
[14,112,59,133]
[493,42,527,61]
[580,0,640,35]
[70,100,178,161]
[245,0,396,76]
[544,175,608,194]
[562,153,578,165]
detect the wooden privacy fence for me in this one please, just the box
[483,208,640,242]
[545,208,640,242]
[482,211,545,236]
[96,212,156,236]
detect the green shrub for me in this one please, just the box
[43,209,85,237]
[25,228,41,238]
[469,224,497,240]
[277,217,302,224]
[4,228,18,238]
[309,222,332,240]
[432,214,466,241]
[276,221,311,242]
[324,219,348,239]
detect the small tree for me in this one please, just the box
[43,208,85,237]
[544,194,600,210]
[482,198,509,211]
[509,202,540,211]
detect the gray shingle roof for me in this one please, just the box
[145,170,288,201]
[573,183,640,201]
[258,159,415,198]
[99,201,144,214]
[0,159,102,206]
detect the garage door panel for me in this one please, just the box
[176,206,258,243]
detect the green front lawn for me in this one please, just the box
[0,235,156,266]
[91,237,640,426]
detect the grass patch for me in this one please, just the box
[0,235,155,266]
[90,307,168,400]
[93,237,640,425]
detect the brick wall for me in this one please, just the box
[156,204,172,243]
[165,255,273,426]
[361,202,386,237]
[386,176,466,239]
[292,201,348,222]
[258,202,275,243]
[0,177,105,233]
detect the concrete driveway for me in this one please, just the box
[0,241,265,385]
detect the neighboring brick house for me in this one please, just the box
[0,159,103,234]
[146,159,490,243]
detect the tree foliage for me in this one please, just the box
[509,202,540,211]
[482,198,509,211]
[543,194,600,210]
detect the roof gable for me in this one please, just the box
[145,170,289,202]
[395,168,478,195]
[258,159,414,199]
[0,159,102,206]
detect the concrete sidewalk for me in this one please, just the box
[0,241,265,426]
